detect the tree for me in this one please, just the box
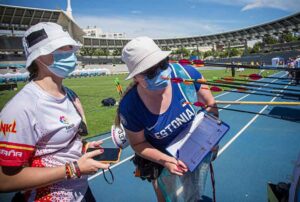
[218,51,227,58]
[203,50,213,59]
[94,48,105,56]
[79,47,95,56]
[191,50,203,59]
[112,49,121,56]
[229,48,240,57]
[263,35,278,45]
[242,47,251,56]
[182,48,190,57]
[280,32,297,43]
[174,47,190,58]
[102,48,110,56]
[161,47,171,51]
[250,42,263,54]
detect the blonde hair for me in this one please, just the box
[115,81,137,127]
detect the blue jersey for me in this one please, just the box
[119,65,202,152]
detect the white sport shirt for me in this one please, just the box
[294,58,300,68]
[0,82,88,201]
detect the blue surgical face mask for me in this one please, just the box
[40,50,77,78]
[144,67,172,91]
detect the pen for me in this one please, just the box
[176,149,180,159]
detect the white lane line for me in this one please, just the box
[218,105,269,155]
[98,136,112,142]
[219,72,288,111]
[215,92,230,98]
[218,79,291,156]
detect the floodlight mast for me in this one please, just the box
[66,0,73,19]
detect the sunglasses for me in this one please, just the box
[142,57,169,79]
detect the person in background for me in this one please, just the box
[0,22,109,201]
[230,61,236,77]
[115,36,219,201]
[293,56,300,85]
[287,57,294,79]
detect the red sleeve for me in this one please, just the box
[0,141,35,166]
[0,100,37,166]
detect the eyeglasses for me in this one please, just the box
[142,57,169,79]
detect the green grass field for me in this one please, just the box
[0,68,274,138]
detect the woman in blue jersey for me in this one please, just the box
[115,36,218,201]
[0,22,109,201]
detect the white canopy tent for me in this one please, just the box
[69,68,110,77]
[271,57,285,67]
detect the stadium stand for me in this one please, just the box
[262,41,300,53]
[1,4,300,56]
[0,36,23,51]
[0,4,84,41]
[78,56,122,65]
[207,50,300,65]
[1,4,300,70]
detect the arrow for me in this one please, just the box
[215,100,300,106]
[208,78,300,93]
[215,76,292,87]
[184,101,300,107]
[202,80,300,98]
[239,74,291,81]
[204,62,300,72]
[183,101,300,121]
[201,85,299,101]
[164,77,300,99]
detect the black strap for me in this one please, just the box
[210,163,216,202]
[102,167,114,184]
[66,88,88,136]
[66,88,82,118]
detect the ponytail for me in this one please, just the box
[27,61,38,81]
[115,81,137,127]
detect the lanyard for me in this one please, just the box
[102,167,114,184]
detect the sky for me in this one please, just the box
[1,0,299,39]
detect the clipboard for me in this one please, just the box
[166,111,230,172]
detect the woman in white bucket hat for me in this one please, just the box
[115,36,218,201]
[0,22,109,201]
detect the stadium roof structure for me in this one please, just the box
[0,4,85,43]
[1,3,300,52]
[83,12,300,50]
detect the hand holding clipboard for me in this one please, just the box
[166,111,230,172]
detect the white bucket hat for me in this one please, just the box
[22,22,81,68]
[122,36,171,80]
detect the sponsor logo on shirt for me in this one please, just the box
[59,116,74,130]
[0,142,35,166]
[59,116,69,124]
[0,149,22,157]
[0,120,17,136]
